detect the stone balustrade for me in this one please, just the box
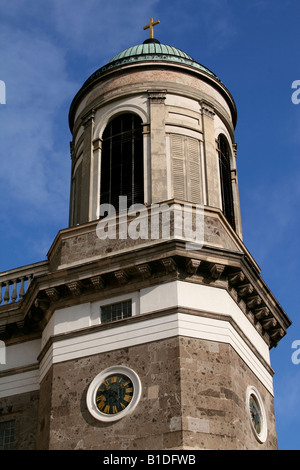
[0,261,48,306]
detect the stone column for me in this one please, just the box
[80,109,95,224]
[231,143,243,239]
[148,90,168,203]
[201,101,220,209]
[91,138,102,221]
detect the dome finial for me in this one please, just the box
[143,17,160,40]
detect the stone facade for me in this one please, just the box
[35,336,276,450]
[0,389,39,450]
[179,337,277,449]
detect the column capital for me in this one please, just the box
[200,100,215,119]
[82,108,95,128]
[148,90,167,104]
[93,138,102,152]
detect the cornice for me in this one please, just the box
[0,206,290,350]
[69,61,237,133]
[0,239,290,350]
[37,306,275,379]
[70,75,236,144]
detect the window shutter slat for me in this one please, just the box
[171,134,186,200]
[187,137,201,203]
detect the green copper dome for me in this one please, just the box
[69,38,237,132]
[106,41,218,78]
[110,43,193,62]
[83,39,219,86]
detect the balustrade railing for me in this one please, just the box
[0,261,48,306]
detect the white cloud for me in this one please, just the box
[52,0,161,58]
[0,1,163,222]
[0,26,76,209]
[0,0,162,264]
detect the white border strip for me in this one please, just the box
[39,312,274,395]
[0,368,39,398]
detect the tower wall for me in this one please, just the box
[0,390,39,450]
[36,336,277,450]
[69,65,242,238]
[34,280,277,450]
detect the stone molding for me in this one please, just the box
[81,108,95,129]
[201,101,215,119]
[148,89,167,104]
[69,59,237,133]
[0,206,290,350]
[0,242,289,350]
[37,309,275,395]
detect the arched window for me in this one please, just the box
[100,113,144,212]
[218,134,235,230]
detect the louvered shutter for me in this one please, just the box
[187,137,201,203]
[171,134,186,200]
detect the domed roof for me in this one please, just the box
[106,40,218,79]
[110,42,193,62]
[70,38,237,132]
[83,39,219,87]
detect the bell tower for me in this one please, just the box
[0,20,291,451]
[57,22,289,448]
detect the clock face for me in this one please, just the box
[249,395,262,435]
[86,366,142,422]
[95,373,134,416]
[246,386,267,443]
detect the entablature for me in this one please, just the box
[0,235,291,351]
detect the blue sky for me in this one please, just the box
[0,0,299,450]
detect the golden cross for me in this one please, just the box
[143,17,160,39]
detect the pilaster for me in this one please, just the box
[148,90,168,203]
[91,138,102,221]
[201,101,220,209]
[231,143,243,239]
[80,109,95,224]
